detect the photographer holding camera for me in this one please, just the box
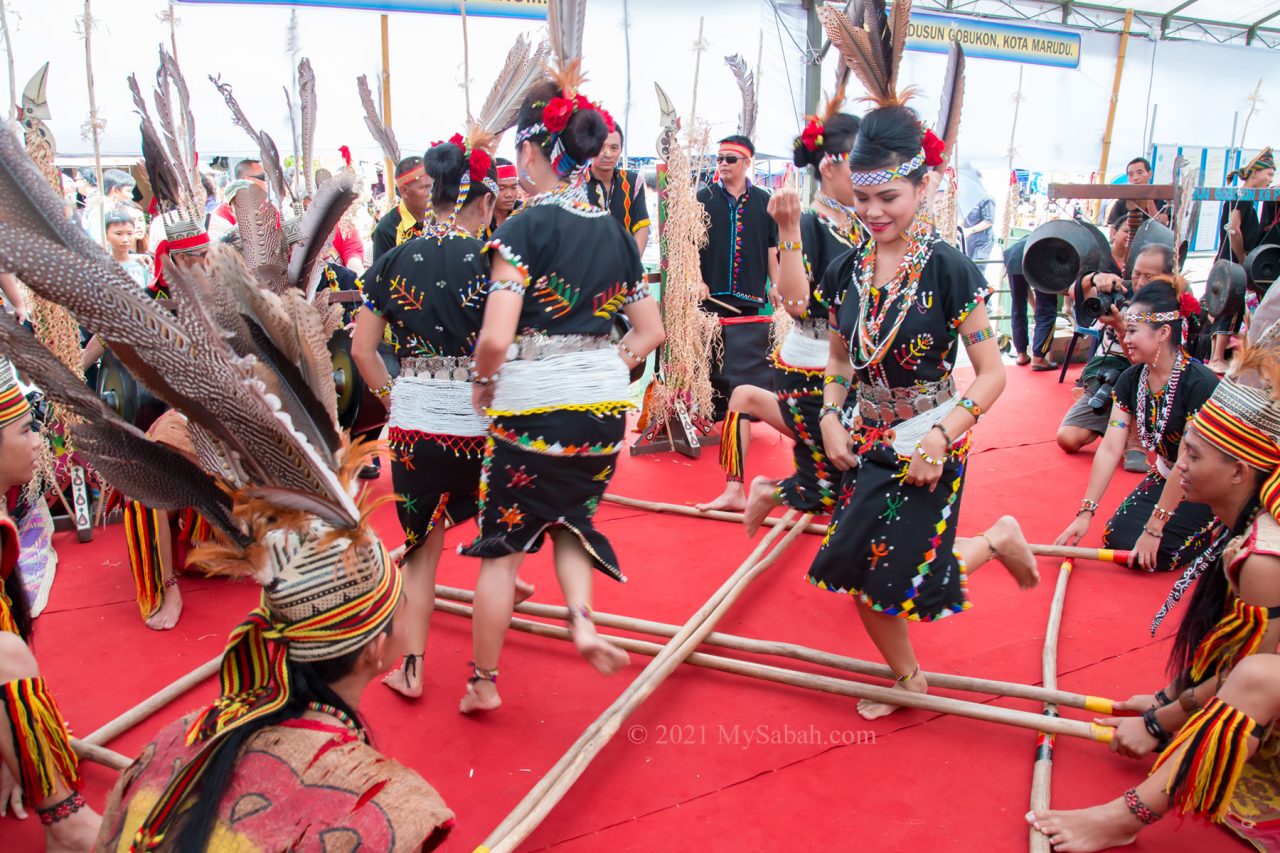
[1055,243,1176,464]
[1054,278,1218,572]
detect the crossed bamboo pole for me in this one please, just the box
[1030,560,1075,852]
[602,493,1133,565]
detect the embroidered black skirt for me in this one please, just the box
[772,353,837,513]
[1102,471,1217,572]
[388,428,485,558]
[460,410,626,581]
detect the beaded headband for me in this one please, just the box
[850,150,926,186]
[1125,310,1181,324]
[822,151,851,166]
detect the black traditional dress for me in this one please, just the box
[587,168,651,238]
[769,210,859,512]
[360,230,490,556]
[806,222,988,621]
[461,181,649,580]
[1102,356,1218,572]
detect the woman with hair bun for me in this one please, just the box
[699,91,866,533]
[459,45,665,713]
[1055,278,1219,575]
[808,8,1039,721]
[354,131,532,699]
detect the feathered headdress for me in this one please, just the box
[724,54,757,141]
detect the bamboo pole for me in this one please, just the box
[81,0,106,243]
[1030,559,1074,852]
[71,738,131,771]
[603,492,828,534]
[437,601,1112,751]
[83,656,220,746]
[1,1,16,123]
[380,13,395,214]
[1097,8,1134,183]
[435,586,1117,713]
[460,0,471,121]
[1028,544,1131,565]
[475,511,811,853]
[688,17,706,136]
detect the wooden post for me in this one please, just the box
[1097,9,1134,183]
[380,13,395,213]
[82,0,106,243]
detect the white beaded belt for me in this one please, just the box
[399,355,473,381]
[857,378,962,457]
[779,322,829,369]
[492,335,630,414]
[389,371,488,437]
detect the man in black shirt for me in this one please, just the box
[695,134,779,456]
[1105,157,1169,238]
[370,155,431,261]
[586,125,650,255]
[487,158,521,236]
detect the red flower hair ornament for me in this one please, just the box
[800,118,825,152]
[541,92,614,135]
[922,129,946,168]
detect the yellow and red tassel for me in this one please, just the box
[719,411,744,482]
[1,677,81,803]
[1190,599,1270,684]
[1153,697,1258,823]
[123,501,165,620]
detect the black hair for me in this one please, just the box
[4,572,32,642]
[423,142,496,209]
[718,134,755,156]
[1127,157,1153,172]
[848,105,927,185]
[610,124,624,147]
[1168,489,1263,686]
[104,209,135,229]
[515,81,609,178]
[1137,243,1176,275]
[395,156,423,178]
[495,157,512,167]
[793,112,861,175]
[234,159,262,179]
[172,635,381,850]
[1129,279,1182,344]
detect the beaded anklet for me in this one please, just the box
[37,791,86,826]
[1123,788,1163,825]
[468,661,499,685]
[895,665,920,686]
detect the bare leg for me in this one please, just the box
[144,510,181,631]
[697,386,792,513]
[852,600,927,720]
[460,552,523,714]
[956,516,1040,589]
[383,525,445,699]
[1208,333,1230,374]
[742,476,781,537]
[1056,426,1099,454]
[0,634,100,852]
[1029,654,1280,851]
[552,529,629,676]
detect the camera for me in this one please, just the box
[1086,367,1122,413]
[1081,282,1131,321]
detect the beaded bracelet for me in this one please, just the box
[490,279,528,296]
[915,442,946,467]
[1107,418,1129,430]
[619,341,639,363]
[1078,498,1099,516]
[1152,505,1173,523]
[372,378,394,399]
[961,327,995,347]
[778,240,802,252]
[471,371,499,386]
[958,397,984,420]
[823,374,850,388]
[782,297,807,308]
[1142,525,1162,539]
[820,403,843,421]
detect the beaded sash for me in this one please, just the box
[491,334,631,416]
[391,356,487,438]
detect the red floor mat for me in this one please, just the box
[1,362,1226,851]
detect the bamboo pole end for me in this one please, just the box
[1091,723,1116,744]
[1083,696,1114,715]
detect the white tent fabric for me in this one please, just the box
[3,1,1278,178]
[2,0,807,167]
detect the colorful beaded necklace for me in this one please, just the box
[524,166,608,219]
[849,213,938,371]
[814,192,862,244]
[306,701,366,742]
[1136,351,1186,455]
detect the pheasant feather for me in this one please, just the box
[209,74,259,147]
[818,6,891,104]
[476,36,550,137]
[933,42,965,169]
[298,58,317,198]
[287,172,356,297]
[356,75,400,165]
[724,54,757,140]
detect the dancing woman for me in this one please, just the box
[698,100,865,530]
[807,7,1038,721]
[458,66,664,713]
[1054,279,1219,572]
[354,138,532,699]
[1030,333,1280,852]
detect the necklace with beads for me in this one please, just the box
[525,167,608,219]
[306,701,366,742]
[850,214,938,372]
[1136,351,1185,455]
[814,193,863,244]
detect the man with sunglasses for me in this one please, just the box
[696,135,779,431]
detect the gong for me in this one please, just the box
[1205,259,1247,319]
[1244,243,1280,295]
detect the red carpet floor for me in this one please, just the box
[2,362,1235,852]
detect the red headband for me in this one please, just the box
[395,164,425,186]
[719,142,752,160]
[167,232,211,255]
[496,164,517,181]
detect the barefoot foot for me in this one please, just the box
[382,653,423,699]
[144,586,183,631]
[1027,797,1143,852]
[984,515,1040,589]
[514,576,535,604]
[857,669,928,720]
[743,476,780,537]
[459,678,502,714]
[570,617,630,676]
[695,482,747,513]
